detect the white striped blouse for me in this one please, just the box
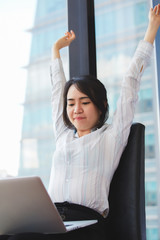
[48,40,153,217]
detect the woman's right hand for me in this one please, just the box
[52,30,76,59]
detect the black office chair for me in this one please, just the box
[105,123,146,240]
[0,123,146,240]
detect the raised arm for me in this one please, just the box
[144,4,160,44]
[50,31,76,141]
[109,5,160,171]
[52,30,76,59]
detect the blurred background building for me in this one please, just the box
[18,0,160,239]
[18,0,68,186]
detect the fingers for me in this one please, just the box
[65,30,76,41]
[153,4,160,15]
[65,31,71,38]
[153,5,157,13]
[157,4,160,15]
[70,30,76,40]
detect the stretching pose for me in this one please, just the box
[1,4,160,240]
[48,4,160,239]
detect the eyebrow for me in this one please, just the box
[67,97,89,101]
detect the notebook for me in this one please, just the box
[0,176,97,235]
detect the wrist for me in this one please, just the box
[144,23,158,44]
[53,43,60,51]
[52,44,60,59]
[148,21,159,32]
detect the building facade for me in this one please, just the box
[19,0,68,187]
[19,0,160,239]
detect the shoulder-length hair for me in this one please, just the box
[63,75,109,129]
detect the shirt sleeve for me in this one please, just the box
[50,58,67,141]
[110,40,153,147]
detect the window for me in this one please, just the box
[145,181,157,206]
[145,134,155,159]
[146,228,159,240]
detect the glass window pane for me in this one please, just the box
[95,0,159,239]
[19,0,68,188]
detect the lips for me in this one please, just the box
[74,117,85,120]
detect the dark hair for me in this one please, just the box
[63,75,109,129]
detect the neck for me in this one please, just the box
[77,130,91,137]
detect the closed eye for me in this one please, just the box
[68,103,74,106]
[82,102,90,105]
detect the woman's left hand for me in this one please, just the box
[149,4,160,27]
[144,4,160,44]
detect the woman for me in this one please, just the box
[1,4,160,240]
[48,3,160,239]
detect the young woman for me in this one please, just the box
[47,4,160,239]
[1,4,160,240]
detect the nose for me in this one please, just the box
[74,103,83,114]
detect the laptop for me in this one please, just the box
[0,176,97,235]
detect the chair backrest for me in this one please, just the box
[105,123,146,240]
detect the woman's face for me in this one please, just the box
[66,85,101,137]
